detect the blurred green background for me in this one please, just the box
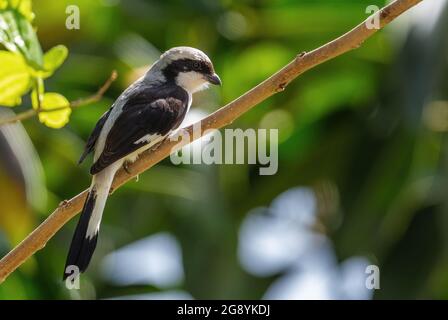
[1,0,448,299]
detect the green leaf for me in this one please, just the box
[15,9,42,67]
[32,92,71,128]
[0,7,43,69]
[39,45,68,78]
[0,50,31,106]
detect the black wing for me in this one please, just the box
[90,90,188,175]
[78,108,112,164]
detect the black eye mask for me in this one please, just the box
[163,58,213,82]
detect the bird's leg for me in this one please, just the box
[123,161,139,181]
[150,139,165,152]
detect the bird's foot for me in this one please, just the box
[150,138,166,152]
[123,161,131,174]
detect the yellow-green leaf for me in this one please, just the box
[33,92,71,128]
[17,0,34,21]
[4,0,33,21]
[39,45,68,78]
[0,51,30,106]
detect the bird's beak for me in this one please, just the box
[205,73,222,86]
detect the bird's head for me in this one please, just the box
[155,46,221,93]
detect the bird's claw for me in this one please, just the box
[123,161,131,174]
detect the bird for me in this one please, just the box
[63,46,221,279]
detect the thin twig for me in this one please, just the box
[0,0,424,284]
[69,70,118,108]
[0,71,118,126]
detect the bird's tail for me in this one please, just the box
[63,165,117,280]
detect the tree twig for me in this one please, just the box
[0,71,118,126]
[0,0,424,284]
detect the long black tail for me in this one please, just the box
[63,190,99,280]
[63,164,118,280]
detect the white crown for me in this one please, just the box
[160,46,211,63]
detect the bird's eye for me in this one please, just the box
[193,61,200,69]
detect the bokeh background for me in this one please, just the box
[1,0,448,299]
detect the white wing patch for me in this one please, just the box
[126,134,164,163]
[134,133,160,145]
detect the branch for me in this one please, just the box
[0,71,118,126]
[0,0,424,284]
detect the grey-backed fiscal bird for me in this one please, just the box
[63,47,221,279]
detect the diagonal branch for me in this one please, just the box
[0,0,424,284]
[0,71,118,126]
